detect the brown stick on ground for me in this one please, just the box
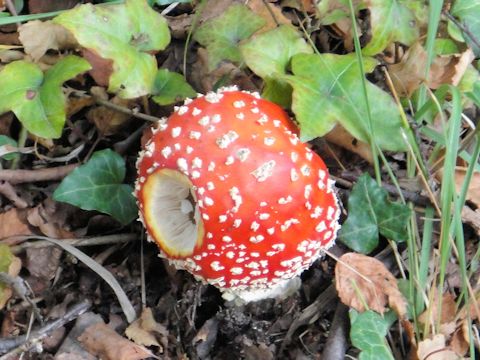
[0,164,78,184]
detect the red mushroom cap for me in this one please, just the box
[135,86,340,302]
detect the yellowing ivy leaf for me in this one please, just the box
[194,4,266,71]
[53,0,170,98]
[285,53,407,151]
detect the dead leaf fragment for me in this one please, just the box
[86,96,136,136]
[454,167,480,208]
[125,307,168,349]
[325,124,373,163]
[79,322,154,360]
[335,252,407,318]
[18,20,78,61]
[247,0,291,33]
[417,334,459,360]
[418,292,457,336]
[0,209,33,239]
[388,44,475,97]
[0,256,22,309]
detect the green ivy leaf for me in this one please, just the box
[240,25,311,107]
[0,135,18,161]
[339,174,411,254]
[241,25,312,79]
[285,53,406,151]
[152,69,196,105]
[194,4,265,70]
[54,0,170,98]
[451,0,480,56]
[362,0,421,56]
[350,310,395,360]
[0,56,91,139]
[53,149,137,225]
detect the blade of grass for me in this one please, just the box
[26,235,137,323]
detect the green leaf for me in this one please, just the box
[53,0,170,98]
[152,69,196,105]
[0,135,18,161]
[285,53,407,151]
[339,174,411,253]
[240,25,311,107]
[316,0,367,25]
[241,25,312,79]
[452,0,480,56]
[0,245,13,273]
[193,4,265,70]
[53,149,137,225]
[350,310,395,360]
[0,56,91,139]
[362,0,422,56]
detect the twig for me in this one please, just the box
[0,164,78,184]
[321,303,349,360]
[94,97,162,123]
[0,300,91,357]
[0,181,28,208]
[8,233,139,254]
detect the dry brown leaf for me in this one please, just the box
[125,307,168,348]
[79,322,154,360]
[449,322,470,357]
[86,96,136,136]
[388,44,475,97]
[325,125,373,163]
[247,0,291,33]
[454,167,480,208]
[418,292,457,336]
[27,202,75,239]
[335,253,407,318]
[25,247,62,281]
[18,20,78,61]
[0,209,33,239]
[417,334,459,360]
[28,0,80,13]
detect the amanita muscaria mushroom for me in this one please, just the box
[135,86,340,302]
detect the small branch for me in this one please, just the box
[8,233,139,254]
[0,164,78,184]
[0,300,91,357]
[0,181,28,208]
[94,97,163,123]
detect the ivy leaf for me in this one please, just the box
[339,174,411,254]
[194,4,265,70]
[285,53,407,151]
[0,56,91,139]
[53,0,170,98]
[53,149,137,225]
[152,69,196,106]
[240,25,312,107]
[363,0,421,55]
[451,0,480,56]
[350,310,395,360]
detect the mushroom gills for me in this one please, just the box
[146,170,203,256]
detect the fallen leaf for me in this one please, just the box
[28,0,80,13]
[87,96,136,136]
[417,334,459,360]
[79,322,154,360]
[418,292,457,336]
[325,125,373,163]
[335,252,407,318]
[454,167,480,208]
[388,44,475,96]
[449,322,469,357]
[247,0,291,33]
[125,307,168,348]
[27,201,75,238]
[25,247,62,282]
[18,20,78,61]
[0,209,33,239]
